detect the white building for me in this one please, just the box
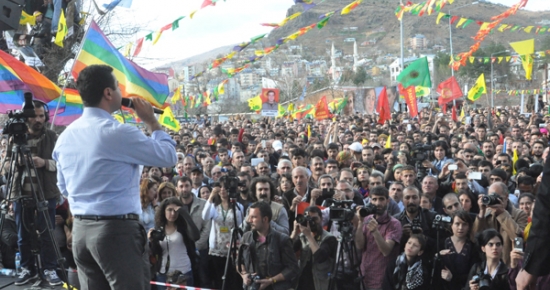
[389,55,435,84]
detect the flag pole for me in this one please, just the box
[50,18,94,129]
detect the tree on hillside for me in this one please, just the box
[352,66,368,86]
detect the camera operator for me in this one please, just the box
[238,202,299,290]
[355,185,403,289]
[394,186,438,253]
[8,100,62,286]
[290,206,337,290]
[472,182,527,266]
[465,229,510,290]
[242,176,289,235]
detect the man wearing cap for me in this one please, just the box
[30,11,51,57]
[190,167,207,197]
[349,142,363,161]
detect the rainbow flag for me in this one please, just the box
[0,51,61,103]
[72,21,169,108]
[51,89,83,126]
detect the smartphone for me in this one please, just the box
[514,237,524,252]
[261,140,266,149]
[468,172,482,180]
[402,119,409,124]
[437,113,444,117]
[322,188,335,198]
[448,164,458,171]
[539,123,547,128]
[407,124,412,131]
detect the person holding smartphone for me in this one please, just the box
[465,229,510,290]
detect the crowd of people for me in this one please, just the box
[113,102,548,290]
[3,63,550,290]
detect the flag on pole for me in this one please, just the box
[248,95,262,111]
[385,134,392,149]
[397,57,431,88]
[307,125,311,138]
[313,96,331,120]
[510,39,534,80]
[158,106,180,132]
[72,21,169,108]
[437,76,463,106]
[467,73,486,102]
[20,11,36,25]
[452,105,458,122]
[512,149,519,175]
[377,87,391,124]
[54,10,67,47]
[399,84,418,118]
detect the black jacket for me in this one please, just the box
[465,261,510,290]
[523,154,550,276]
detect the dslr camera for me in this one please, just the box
[249,274,262,290]
[472,274,491,290]
[481,193,502,206]
[296,214,314,227]
[432,214,452,229]
[411,220,423,234]
[359,203,377,218]
[327,199,354,222]
[150,227,165,241]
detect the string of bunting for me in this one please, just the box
[494,88,550,95]
[451,0,528,70]
[395,0,456,20]
[436,12,550,35]
[450,50,550,64]
[176,0,364,115]
[119,0,226,58]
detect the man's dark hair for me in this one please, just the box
[305,205,322,217]
[291,148,308,158]
[381,148,393,155]
[76,65,116,107]
[478,160,493,169]
[490,168,508,182]
[518,175,535,186]
[370,185,389,198]
[218,138,229,146]
[250,176,277,201]
[249,201,272,222]
[325,159,338,168]
[497,153,511,162]
[454,172,467,180]
[230,129,239,135]
[327,143,339,150]
[518,192,535,202]
[232,142,244,151]
[237,171,251,182]
[176,176,192,186]
[218,148,228,155]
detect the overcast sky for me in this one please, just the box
[89,0,550,68]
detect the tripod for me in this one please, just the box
[221,197,242,290]
[0,133,71,290]
[328,221,366,290]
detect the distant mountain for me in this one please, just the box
[154,44,235,70]
[159,0,550,70]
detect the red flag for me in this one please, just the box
[133,37,144,57]
[201,0,214,8]
[437,76,463,106]
[376,87,391,124]
[399,84,418,118]
[313,96,331,120]
[452,105,457,122]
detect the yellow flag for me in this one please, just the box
[152,30,163,45]
[385,135,392,149]
[122,42,132,57]
[467,73,486,102]
[307,125,311,138]
[469,57,475,64]
[288,103,294,113]
[218,80,227,95]
[436,12,446,25]
[480,22,490,30]
[341,1,359,15]
[190,10,197,18]
[512,149,519,175]
[171,87,181,104]
[510,39,534,80]
[158,106,180,132]
[54,10,67,47]
[20,11,36,26]
[456,18,467,28]
[459,106,465,122]
[248,95,262,111]
[524,26,534,33]
[498,24,508,32]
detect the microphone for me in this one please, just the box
[121,98,164,114]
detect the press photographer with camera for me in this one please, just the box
[465,229,510,290]
[355,185,403,289]
[148,197,199,288]
[290,206,337,290]
[472,182,528,266]
[238,201,299,290]
[202,176,244,289]
[7,98,62,286]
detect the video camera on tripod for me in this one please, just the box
[411,143,433,181]
[3,93,35,139]
[219,175,244,199]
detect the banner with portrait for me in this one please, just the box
[349,86,399,115]
[261,88,279,117]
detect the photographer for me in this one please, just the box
[290,206,337,290]
[355,185,403,289]
[149,197,199,288]
[242,176,289,235]
[9,100,62,286]
[472,182,527,266]
[238,202,299,290]
[465,229,510,290]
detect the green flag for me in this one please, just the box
[397,57,431,88]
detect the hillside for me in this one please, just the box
[264,0,550,58]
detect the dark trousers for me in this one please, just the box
[73,219,150,290]
[198,249,212,288]
[209,254,242,289]
[13,197,58,272]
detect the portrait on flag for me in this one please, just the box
[261,88,279,117]
[363,88,377,115]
